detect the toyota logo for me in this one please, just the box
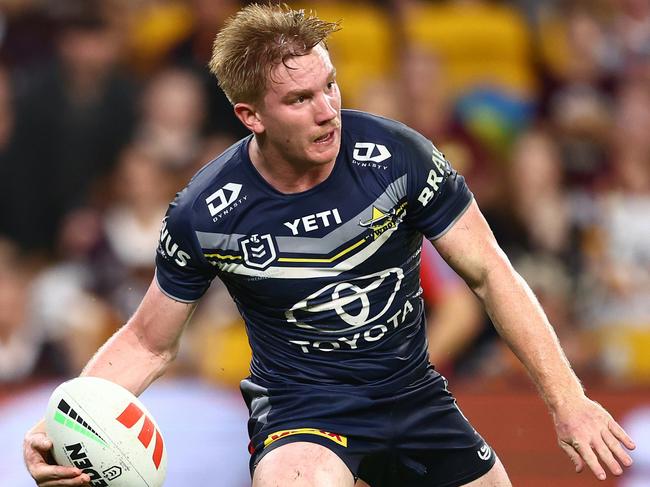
[285,268,404,334]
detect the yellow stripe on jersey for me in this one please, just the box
[277,237,367,263]
[203,253,241,260]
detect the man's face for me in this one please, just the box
[255,44,342,168]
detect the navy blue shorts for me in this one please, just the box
[242,368,496,486]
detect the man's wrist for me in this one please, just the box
[544,383,586,413]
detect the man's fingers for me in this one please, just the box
[39,474,91,487]
[554,398,636,482]
[24,446,49,475]
[29,434,53,453]
[593,437,623,477]
[23,421,87,486]
[602,429,634,468]
[559,441,585,473]
[572,440,607,480]
[609,419,636,451]
[31,464,85,483]
[35,465,84,480]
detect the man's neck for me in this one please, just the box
[249,136,336,194]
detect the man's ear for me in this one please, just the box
[234,103,264,134]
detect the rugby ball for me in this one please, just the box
[45,377,167,487]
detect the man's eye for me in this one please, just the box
[296,96,306,103]
[327,81,335,90]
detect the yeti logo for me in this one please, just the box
[240,234,277,270]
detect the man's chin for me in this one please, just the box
[313,134,340,157]
[309,145,340,166]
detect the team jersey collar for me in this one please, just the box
[240,134,345,198]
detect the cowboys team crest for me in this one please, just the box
[240,234,277,270]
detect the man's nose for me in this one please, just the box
[314,93,337,124]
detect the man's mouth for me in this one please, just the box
[314,130,334,144]
[313,118,341,144]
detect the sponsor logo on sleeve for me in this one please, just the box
[417,146,450,207]
[158,218,191,267]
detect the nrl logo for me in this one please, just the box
[240,234,277,270]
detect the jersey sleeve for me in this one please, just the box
[402,129,473,240]
[155,198,216,303]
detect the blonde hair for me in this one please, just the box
[209,3,340,105]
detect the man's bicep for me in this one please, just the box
[431,200,507,292]
[128,278,198,356]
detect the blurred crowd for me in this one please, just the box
[0,0,649,393]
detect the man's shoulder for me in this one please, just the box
[172,136,250,213]
[341,110,431,165]
[341,110,427,148]
[188,136,250,192]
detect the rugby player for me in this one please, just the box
[24,4,635,486]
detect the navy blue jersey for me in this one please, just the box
[155,110,473,392]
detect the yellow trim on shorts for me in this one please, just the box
[263,428,348,447]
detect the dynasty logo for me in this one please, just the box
[205,182,248,222]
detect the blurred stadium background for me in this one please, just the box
[0,0,648,485]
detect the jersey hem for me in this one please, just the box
[427,196,474,241]
[154,270,201,304]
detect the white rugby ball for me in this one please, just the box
[45,377,167,487]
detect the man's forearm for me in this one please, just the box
[473,252,585,410]
[80,322,175,397]
[434,203,635,480]
[79,280,195,396]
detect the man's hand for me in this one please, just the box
[24,420,90,486]
[554,396,636,481]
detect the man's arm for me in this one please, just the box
[432,200,635,481]
[80,278,197,394]
[24,278,196,486]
